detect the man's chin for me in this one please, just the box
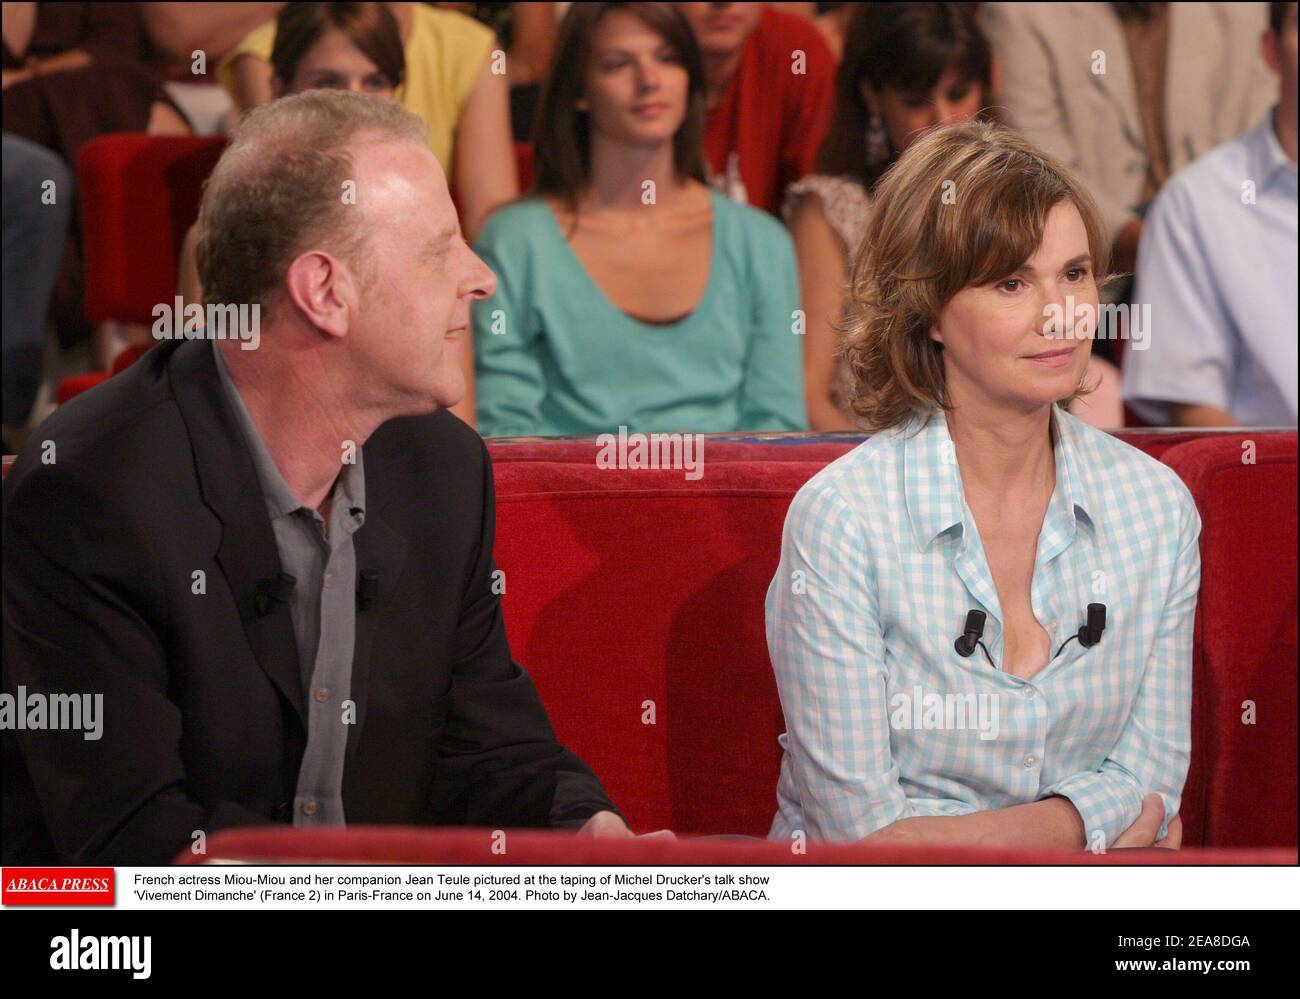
[430,372,467,412]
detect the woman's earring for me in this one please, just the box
[865,112,890,167]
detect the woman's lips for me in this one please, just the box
[1024,346,1077,368]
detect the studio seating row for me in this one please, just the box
[3,429,1294,863]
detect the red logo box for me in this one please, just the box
[2,868,115,906]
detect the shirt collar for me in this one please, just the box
[1247,106,1297,192]
[210,339,365,522]
[902,404,1094,552]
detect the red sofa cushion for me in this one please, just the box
[1161,434,1299,848]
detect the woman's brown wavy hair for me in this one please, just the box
[841,121,1115,431]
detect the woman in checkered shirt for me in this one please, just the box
[766,121,1200,852]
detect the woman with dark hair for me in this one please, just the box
[220,2,516,243]
[786,3,993,430]
[268,1,406,97]
[472,2,805,438]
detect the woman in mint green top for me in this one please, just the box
[471,2,806,438]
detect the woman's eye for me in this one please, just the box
[1064,267,1089,282]
[949,85,972,102]
[901,95,929,109]
[658,50,681,64]
[998,278,1023,292]
[364,75,391,90]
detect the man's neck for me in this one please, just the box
[220,342,381,512]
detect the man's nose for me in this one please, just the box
[464,248,497,301]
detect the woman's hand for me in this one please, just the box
[1110,793,1182,849]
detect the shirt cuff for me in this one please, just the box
[1040,771,1146,851]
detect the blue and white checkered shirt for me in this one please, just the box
[766,405,1202,849]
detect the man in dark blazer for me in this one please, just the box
[2,91,633,865]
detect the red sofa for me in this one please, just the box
[5,428,1296,864]
[486,430,1298,852]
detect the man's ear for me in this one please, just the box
[283,250,358,340]
[1261,28,1281,76]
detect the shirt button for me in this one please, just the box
[323,572,334,588]
[313,687,331,703]
[1024,755,1038,768]
[1023,685,1037,698]
[302,799,318,816]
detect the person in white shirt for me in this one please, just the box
[1123,1,1298,427]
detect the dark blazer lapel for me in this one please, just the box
[167,339,307,728]
[346,499,409,767]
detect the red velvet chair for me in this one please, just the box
[1161,434,1299,848]
[56,134,227,403]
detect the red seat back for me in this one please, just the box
[78,134,226,325]
[1161,434,1299,848]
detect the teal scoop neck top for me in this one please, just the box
[471,190,807,437]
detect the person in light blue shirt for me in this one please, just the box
[471,2,805,438]
[767,122,1202,851]
[1123,4,1298,427]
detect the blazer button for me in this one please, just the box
[273,801,293,822]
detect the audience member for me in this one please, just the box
[1123,0,1298,427]
[677,2,835,215]
[2,2,190,158]
[218,1,516,240]
[983,2,1275,277]
[785,3,993,430]
[3,2,190,357]
[2,134,72,451]
[473,2,806,437]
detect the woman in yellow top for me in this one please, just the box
[219,1,517,241]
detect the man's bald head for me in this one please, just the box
[196,90,430,316]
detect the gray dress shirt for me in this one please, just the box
[212,340,364,826]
